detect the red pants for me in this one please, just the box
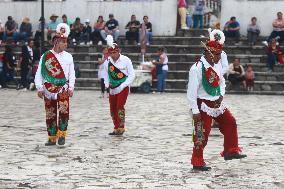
[44,91,69,141]
[109,87,129,129]
[191,99,241,166]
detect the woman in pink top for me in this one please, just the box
[92,16,105,45]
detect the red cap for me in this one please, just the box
[206,40,224,53]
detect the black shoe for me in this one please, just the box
[57,137,65,145]
[224,153,247,161]
[45,140,56,146]
[193,166,211,171]
[109,131,119,135]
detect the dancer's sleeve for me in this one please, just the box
[220,73,226,96]
[35,55,44,91]
[103,60,109,88]
[122,57,135,87]
[68,54,76,91]
[187,66,200,114]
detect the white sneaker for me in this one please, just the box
[181,26,189,30]
[89,41,93,45]
[137,43,140,46]
[146,42,150,46]
[29,83,35,90]
[72,39,76,43]
[80,42,85,45]
[262,41,268,46]
[98,41,102,46]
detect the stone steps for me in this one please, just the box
[79,68,284,82]
[74,78,284,92]
[76,60,284,72]
[70,52,267,63]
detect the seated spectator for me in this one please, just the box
[265,38,284,72]
[140,15,152,45]
[193,0,205,29]
[19,17,32,42]
[125,15,140,45]
[178,0,189,30]
[70,17,84,45]
[227,58,246,90]
[247,17,260,46]
[267,12,284,45]
[34,17,48,42]
[245,65,255,91]
[100,14,120,43]
[223,16,240,43]
[0,20,4,44]
[3,16,18,43]
[82,19,92,45]
[92,15,105,45]
[61,14,72,27]
[47,14,59,41]
[3,45,17,86]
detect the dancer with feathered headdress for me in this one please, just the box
[187,29,247,171]
[35,23,76,146]
[102,35,135,135]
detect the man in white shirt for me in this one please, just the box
[103,35,135,135]
[187,30,246,171]
[35,23,76,146]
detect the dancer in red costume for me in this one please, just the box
[35,23,75,146]
[103,35,135,135]
[187,29,247,171]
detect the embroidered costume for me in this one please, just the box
[103,35,135,135]
[35,23,76,145]
[187,29,246,170]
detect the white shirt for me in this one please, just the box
[27,46,33,60]
[35,50,76,91]
[187,56,226,114]
[103,54,135,95]
[161,53,169,71]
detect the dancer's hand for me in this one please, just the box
[192,113,201,123]
[214,95,223,108]
[37,91,44,99]
[68,89,74,97]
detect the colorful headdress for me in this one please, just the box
[205,28,225,53]
[52,23,70,44]
[106,35,119,53]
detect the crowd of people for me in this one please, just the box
[0,13,153,46]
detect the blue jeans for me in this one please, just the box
[3,32,18,42]
[193,15,203,29]
[157,70,167,92]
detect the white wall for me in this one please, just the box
[0,0,177,36]
[221,0,284,36]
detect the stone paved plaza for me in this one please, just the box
[0,90,284,189]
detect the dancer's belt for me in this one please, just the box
[43,81,69,100]
[197,98,226,118]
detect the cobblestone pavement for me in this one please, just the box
[0,90,284,189]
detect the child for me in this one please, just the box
[266,38,284,72]
[245,65,255,91]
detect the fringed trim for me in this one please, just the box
[220,147,242,157]
[200,102,226,118]
[48,135,57,142]
[57,130,67,138]
[191,157,206,166]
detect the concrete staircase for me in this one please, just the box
[1,29,284,95]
